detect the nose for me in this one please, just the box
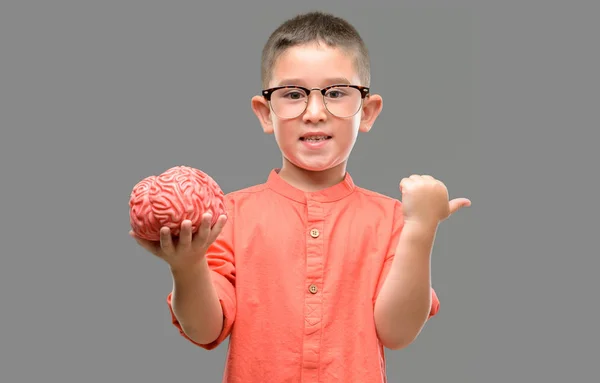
[302,90,327,123]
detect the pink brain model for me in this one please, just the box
[129,166,226,241]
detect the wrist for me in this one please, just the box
[403,219,439,235]
[395,220,438,263]
[169,257,209,279]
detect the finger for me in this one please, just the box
[399,178,411,192]
[192,213,212,248]
[160,227,175,255]
[179,220,193,249]
[449,198,472,214]
[206,214,228,245]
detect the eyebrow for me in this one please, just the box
[275,77,352,87]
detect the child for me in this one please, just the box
[131,11,471,382]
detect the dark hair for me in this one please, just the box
[261,11,370,88]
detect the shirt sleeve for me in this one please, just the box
[166,196,236,350]
[375,200,440,319]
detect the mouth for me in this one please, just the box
[299,134,332,142]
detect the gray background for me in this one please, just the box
[1,0,598,382]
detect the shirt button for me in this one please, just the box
[308,284,318,294]
[310,229,320,238]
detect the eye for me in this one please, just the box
[325,88,347,99]
[283,90,306,100]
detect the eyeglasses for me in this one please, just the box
[261,84,370,119]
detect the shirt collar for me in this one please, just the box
[266,168,356,204]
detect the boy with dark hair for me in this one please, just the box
[132,10,470,382]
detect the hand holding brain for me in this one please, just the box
[129,166,226,241]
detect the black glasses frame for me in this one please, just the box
[261,84,370,118]
[261,84,370,101]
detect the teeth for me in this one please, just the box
[304,136,328,141]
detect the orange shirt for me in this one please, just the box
[166,169,439,382]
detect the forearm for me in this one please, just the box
[170,259,224,345]
[374,222,437,349]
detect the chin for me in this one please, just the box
[292,159,339,173]
[302,165,330,172]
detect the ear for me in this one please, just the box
[251,95,274,134]
[359,94,383,133]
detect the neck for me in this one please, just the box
[278,159,347,192]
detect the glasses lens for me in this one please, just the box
[269,87,308,119]
[324,86,363,118]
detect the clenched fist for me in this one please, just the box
[399,174,471,227]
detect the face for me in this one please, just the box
[251,43,383,174]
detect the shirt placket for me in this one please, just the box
[301,199,325,382]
